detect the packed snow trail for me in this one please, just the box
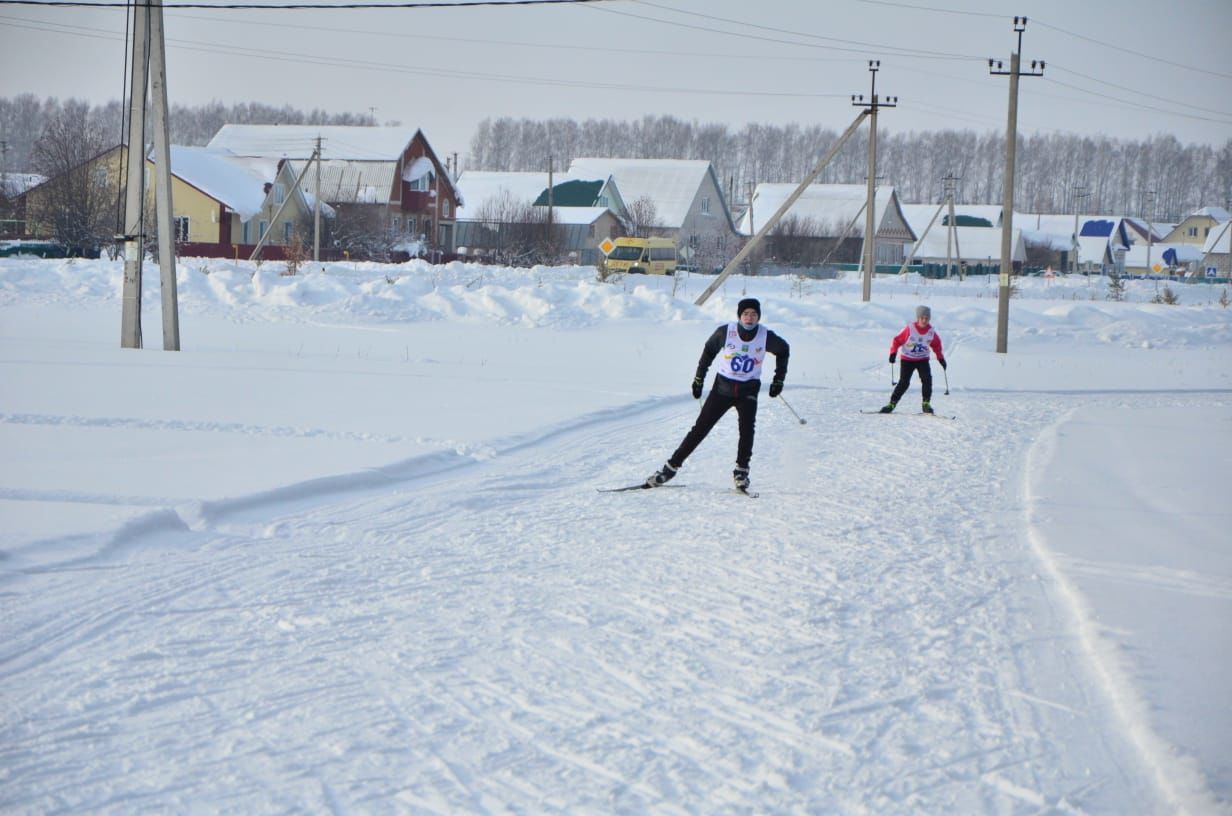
[0,388,1191,813]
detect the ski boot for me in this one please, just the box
[645,462,677,487]
[878,402,896,414]
[922,402,934,414]
[732,467,751,491]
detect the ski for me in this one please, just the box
[733,487,760,499]
[597,483,684,493]
[861,409,956,420]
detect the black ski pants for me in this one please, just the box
[890,358,933,404]
[669,390,758,471]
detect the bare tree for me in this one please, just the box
[29,100,115,253]
[331,205,396,262]
[626,196,659,238]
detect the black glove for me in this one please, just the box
[768,380,783,398]
[939,358,947,370]
[889,353,896,364]
[691,376,703,399]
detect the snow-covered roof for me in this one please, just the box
[207,125,417,161]
[910,226,1026,263]
[402,156,433,183]
[282,160,396,205]
[1,172,46,198]
[566,158,717,229]
[539,206,612,226]
[898,203,1000,236]
[1122,242,1204,269]
[1201,223,1231,254]
[737,183,898,236]
[1187,206,1230,222]
[146,146,277,221]
[455,171,551,219]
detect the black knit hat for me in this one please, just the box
[737,298,761,319]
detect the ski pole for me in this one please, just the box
[778,394,807,425]
[943,367,950,395]
[890,360,897,386]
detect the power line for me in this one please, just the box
[1,16,854,100]
[627,0,980,62]
[0,0,611,7]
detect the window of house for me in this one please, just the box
[406,216,416,234]
[259,221,269,242]
[689,235,700,249]
[174,216,189,242]
[408,171,435,192]
[242,222,251,243]
[274,183,285,205]
[283,222,293,243]
[701,196,711,214]
[442,200,451,218]
[390,215,401,233]
[1189,226,1198,237]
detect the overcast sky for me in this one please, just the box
[2,0,1230,164]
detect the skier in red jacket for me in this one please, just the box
[880,305,946,414]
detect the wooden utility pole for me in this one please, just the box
[694,110,869,306]
[989,17,1044,353]
[852,60,897,302]
[119,0,150,349]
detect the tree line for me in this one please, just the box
[0,94,378,177]
[5,96,1229,250]
[469,115,1232,223]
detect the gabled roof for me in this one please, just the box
[149,146,278,220]
[738,183,900,236]
[566,158,727,230]
[455,171,551,218]
[283,159,396,205]
[534,179,603,207]
[900,203,1001,235]
[911,226,1026,263]
[207,125,418,161]
[1123,242,1204,269]
[1186,206,1230,222]
[1201,224,1231,254]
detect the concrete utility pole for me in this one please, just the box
[120,0,151,349]
[148,0,178,350]
[313,135,322,262]
[1144,190,1157,276]
[852,60,897,302]
[989,16,1044,354]
[1070,183,1089,275]
[118,0,177,350]
[944,172,961,278]
[695,110,869,306]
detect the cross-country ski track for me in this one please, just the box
[4,384,1224,813]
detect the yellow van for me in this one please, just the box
[602,236,678,275]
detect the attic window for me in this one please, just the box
[404,156,435,192]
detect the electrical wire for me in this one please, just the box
[0,0,612,7]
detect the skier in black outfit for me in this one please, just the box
[646,298,790,491]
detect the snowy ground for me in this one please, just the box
[1,258,1229,813]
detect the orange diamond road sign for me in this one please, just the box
[599,238,615,256]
